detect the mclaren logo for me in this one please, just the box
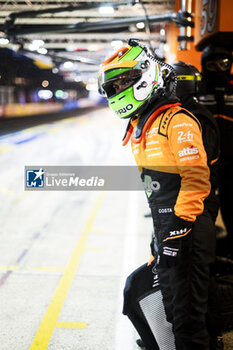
[116,103,133,115]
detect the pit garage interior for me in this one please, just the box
[0,1,233,350]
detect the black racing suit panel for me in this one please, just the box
[158,210,216,350]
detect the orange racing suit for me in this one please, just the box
[123,101,211,239]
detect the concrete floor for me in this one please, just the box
[0,107,232,350]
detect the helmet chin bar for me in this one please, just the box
[116,98,151,120]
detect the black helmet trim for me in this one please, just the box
[177,74,201,81]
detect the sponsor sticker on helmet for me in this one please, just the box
[116,103,134,115]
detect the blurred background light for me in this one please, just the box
[136,22,145,29]
[0,38,9,45]
[111,40,124,50]
[38,89,53,99]
[63,61,74,69]
[98,6,114,15]
[55,90,69,99]
[37,47,48,55]
[160,28,165,36]
[41,80,49,88]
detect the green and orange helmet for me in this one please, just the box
[98,41,164,118]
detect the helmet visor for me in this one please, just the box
[100,69,142,98]
[205,58,232,72]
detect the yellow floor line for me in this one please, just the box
[0,188,15,195]
[29,192,104,350]
[85,247,104,251]
[0,145,13,153]
[13,192,29,204]
[55,321,87,329]
[47,126,63,134]
[92,229,106,234]
[0,266,19,271]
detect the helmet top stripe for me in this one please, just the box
[102,45,143,67]
[120,45,143,61]
[102,46,129,66]
[102,60,138,72]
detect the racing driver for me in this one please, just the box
[98,40,216,350]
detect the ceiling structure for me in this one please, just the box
[0,1,180,83]
[0,1,176,44]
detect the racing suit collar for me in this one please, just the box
[122,95,180,146]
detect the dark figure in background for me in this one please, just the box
[199,45,233,259]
